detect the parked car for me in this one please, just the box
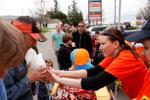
[88,25,107,36]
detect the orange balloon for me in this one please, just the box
[74,49,89,66]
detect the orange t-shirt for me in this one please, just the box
[136,70,150,100]
[99,50,148,99]
[99,56,114,68]
[136,47,149,66]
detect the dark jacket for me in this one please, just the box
[57,44,72,70]
[3,63,33,100]
[38,82,49,100]
[72,31,93,58]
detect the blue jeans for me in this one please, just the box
[38,81,50,100]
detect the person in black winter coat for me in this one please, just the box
[72,22,93,58]
[57,33,73,70]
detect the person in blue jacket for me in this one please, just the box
[3,16,48,100]
[0,18,26,100]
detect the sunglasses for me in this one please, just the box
[78,25,84,27]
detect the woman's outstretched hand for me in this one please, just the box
[51,69,63,77]
[47,68,61,83]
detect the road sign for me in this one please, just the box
[88,0,102,25]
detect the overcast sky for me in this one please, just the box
[0,0,147,23]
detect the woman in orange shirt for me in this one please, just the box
[49,27,148,99]
[126,19,150,100]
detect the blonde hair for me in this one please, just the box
[0,18,26,70]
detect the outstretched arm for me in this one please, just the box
[52,69,87,79]
[51,72,82,88]
[51,70,117,90]
[52,64,104,79]
[81,71,117,90]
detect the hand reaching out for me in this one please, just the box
[51,71,61,83]
[27,68,48,83]
[47,68,82,89]
[47,68,61,83]
[51,69,63,77]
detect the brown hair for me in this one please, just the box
[17,16,41,33]
[45,59,53,68]
[62,34,73,43]
[101,27,138,58]
[0,18,26,70]
[78,21,85,26]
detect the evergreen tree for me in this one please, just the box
[68,0,83,26]
[47,0,68,23]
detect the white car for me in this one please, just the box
[88,25,107,36]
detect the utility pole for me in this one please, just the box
[118,0,122,30]
[114,0,117,25]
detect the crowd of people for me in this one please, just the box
[50,19,150,99]
[0,15,150,100]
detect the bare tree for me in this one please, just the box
[137,0,150,20]
[30,0,48,29]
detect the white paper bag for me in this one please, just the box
[25,48,37,66]
[25,48,46,70]
[30,53,46,70]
